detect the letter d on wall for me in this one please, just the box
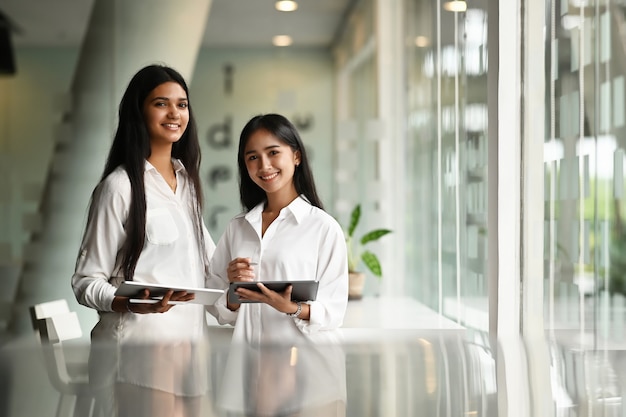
[207,116,232,149]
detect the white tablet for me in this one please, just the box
[228,280,319,304]
[115,281,224,305]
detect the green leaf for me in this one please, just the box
[360,229,392,245]
[361,251,382,277]
[346,236,357,272]
[347,205,361,238]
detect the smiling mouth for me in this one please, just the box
[163,123,180,129]
[260,172,279,181]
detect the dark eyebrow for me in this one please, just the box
[150,96,188,102]
[245,144,280,155]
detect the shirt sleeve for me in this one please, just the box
[205,222,239,325]
[295,218,349,334]
[71,179,129,312]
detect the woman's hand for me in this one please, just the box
[115,289,195,314]
[225,257,258,311]
[235,283,295,313]
[227,257,256,283]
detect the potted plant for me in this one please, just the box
[344,204,392,299]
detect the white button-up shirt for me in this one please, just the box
[71,160,216,395]
[207,196,349,413]
[206,196,349,345]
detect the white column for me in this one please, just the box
[372,1,407,415]
[376,0,405,297]
[494,0,551,416]
[521,0,552,416]
[494,0,530,416]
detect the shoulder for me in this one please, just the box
[85,167,132,221]
[306,206,345,235]
[94,167,131,201]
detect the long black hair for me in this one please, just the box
[237,113,323,211]
[88,64,207,280]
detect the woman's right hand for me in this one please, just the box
[114,289,194,314]
[225,258,256,311]
[227,257,256,283]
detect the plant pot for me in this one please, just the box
[348,271,366,300]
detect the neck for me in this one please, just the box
[265,190,298,213]
[147,145,173,172]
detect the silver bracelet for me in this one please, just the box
[287,301,302,318]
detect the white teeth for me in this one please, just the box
[261,173,278,181]
[164,124,178,128]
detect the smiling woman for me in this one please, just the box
[71,64,217,417]
[206,113,349,416]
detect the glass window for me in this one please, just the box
[405,0,490,329]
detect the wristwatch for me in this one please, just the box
[287,301,302,318]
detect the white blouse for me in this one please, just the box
[207,196,349,413]
[71,160,216,396]
[206,195,349,344]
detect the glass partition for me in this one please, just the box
[542,1,626,414]
[404,0,490,329]
[544,0,626,344]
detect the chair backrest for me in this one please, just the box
[30,300,103,417]
[36,311,88,394]
[30,299,70,330]
[39,311,83,343]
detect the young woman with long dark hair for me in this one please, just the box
[207,113,349,416]
[72,64,215,417]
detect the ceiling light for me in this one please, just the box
[272,35,293,47]
[415,36,430,47]
[275,1,298,12]
[443,1,467,12]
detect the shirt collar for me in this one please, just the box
[144,158,185,173]
[284,195,312,224]
[242,195,312,224]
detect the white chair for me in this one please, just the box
[30,299,71,324]
[31,301,103,417]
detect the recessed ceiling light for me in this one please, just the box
[443,1,467,12]
[273,35,293,47]
[275,1,298,12]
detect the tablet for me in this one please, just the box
[115,281,224,305]
[228,280,319,304]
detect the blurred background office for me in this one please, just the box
[2,0,626,416]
